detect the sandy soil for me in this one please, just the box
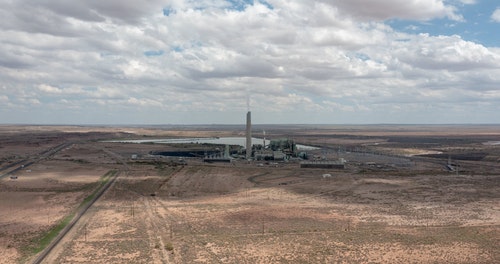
[0,139,117,263]
[0,125,498,263]
[45,161,499,263]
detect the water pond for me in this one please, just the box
[107,137,319,150]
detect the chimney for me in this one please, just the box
[246,111,252,159]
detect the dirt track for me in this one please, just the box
[0,125,499,263]
[48,164,499,263]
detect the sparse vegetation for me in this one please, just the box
[1,125,499,263]
[27,213,75,255]
[165,242,174,251]
[80,170,117,208]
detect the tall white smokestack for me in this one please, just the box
[263,130,266,147]
[246,111,252,159]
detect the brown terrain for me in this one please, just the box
[0,124,499,263]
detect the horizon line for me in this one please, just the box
[1,123,500,127]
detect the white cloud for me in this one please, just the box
[459,0,477,4]
[389,34,500,71]
[127,97,163,107]
[0,95,9,104]
[38,84,62,94]
[492,8,500,22]
[0,0,499,124]
[327,0,463,21]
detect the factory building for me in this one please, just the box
[253,139,298,161]
[269,138,297,157]
[204,145,232,163]
[243,112,305,161]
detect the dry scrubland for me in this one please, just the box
[0,125,499,263]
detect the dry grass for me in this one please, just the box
[0,125,499,263]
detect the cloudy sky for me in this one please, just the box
[1,0,499,125]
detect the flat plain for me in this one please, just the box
[0,125,499,263]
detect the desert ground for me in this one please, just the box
[0,124,499,263]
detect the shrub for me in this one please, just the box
[165,242,174,251]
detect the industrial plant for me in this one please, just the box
[143,111,349,170]
[202,111,307,163]
[140,111,345,168]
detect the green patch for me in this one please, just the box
[165,242,174,251]
[21,170,118,260]
[80,170,116,207]
[28,213,74,254]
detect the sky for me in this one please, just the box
[1,0,499,125]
